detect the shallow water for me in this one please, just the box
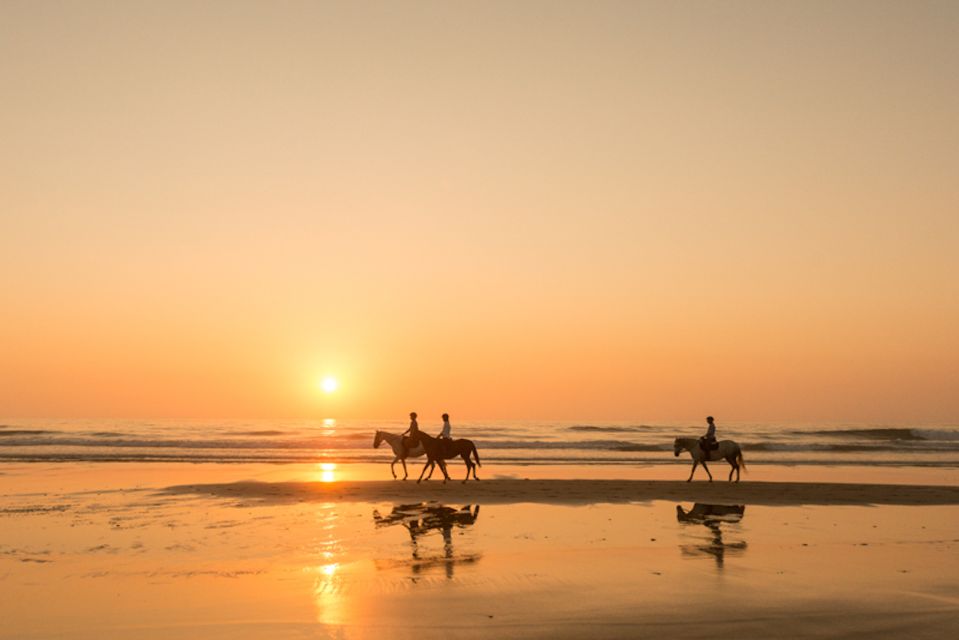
[2,466,958,639]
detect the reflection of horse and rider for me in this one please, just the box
[373,502,481,579]
[373,412,481,483]
[676,503,747,569]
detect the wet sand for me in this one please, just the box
[2,463,959,638]
[160,477,959,507]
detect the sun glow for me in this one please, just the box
[318,462,337,483]
[319,376,338,393]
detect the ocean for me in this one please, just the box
[2,419,958,468]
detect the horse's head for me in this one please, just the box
[673,438,683,457]
[373,431,383,448]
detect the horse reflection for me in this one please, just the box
[373,502,481,579]
[676,503,747,569]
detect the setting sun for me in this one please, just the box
[319,377,338,394]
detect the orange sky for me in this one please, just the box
[1,1,957,422]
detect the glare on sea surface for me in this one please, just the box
[321,418,336,436]
[318,462,337,483]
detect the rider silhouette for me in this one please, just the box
[700,416,718,456]
[438,413,452,456]
[399,412,419,459]
[438,413,452,439]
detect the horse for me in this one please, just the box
[416,431,482,484]
[673,437,745,482]
[373,430,427,480]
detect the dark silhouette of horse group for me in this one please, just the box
[374,429,481,484]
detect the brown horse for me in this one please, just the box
[416,431,482,484]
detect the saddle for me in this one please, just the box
[699,436,718,455]
[440,438,454,458]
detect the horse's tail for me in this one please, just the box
[737,448,747,473]
[471,442,482,467]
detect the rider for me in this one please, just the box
[438,413,452,456]
[399,412,419,459]
[700,416,718,456]
[438,413,452,439]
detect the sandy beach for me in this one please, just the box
[3,463,958,639]
[160,477,959,507]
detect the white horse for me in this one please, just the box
[373,430,426,480]
[673,437,745,482]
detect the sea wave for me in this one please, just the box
[0,430,53,436]
[2,420,958,467]
[1,451,957,467]
[808,428,925,441]
[3,433,959,454]
[0,435,646,451]
[568,425,652,433]
[235,430,289,436]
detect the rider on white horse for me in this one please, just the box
[399,412,419,460]
[700,416,718,457]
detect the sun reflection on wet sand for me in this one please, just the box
[310,502,348,627]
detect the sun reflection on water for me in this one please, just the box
[321,418,336,436]
[311,502,346,626]
[317,462,336,483]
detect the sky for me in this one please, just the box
[1,1,957,422]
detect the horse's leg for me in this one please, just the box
[725,455,736,482]
[701,460,713,482]
[439,459,451,483]
[461,453,472,484]
[417,458,432,484]
[390,456,398,479]
[402,457,408,480]
[427,453,442,480]
[687,460,698,482]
